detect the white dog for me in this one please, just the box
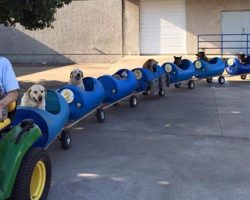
[69,69,85,90]
[21,84,47,110]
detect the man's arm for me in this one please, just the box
[0,90,18,110]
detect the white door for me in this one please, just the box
[222,11,250,54]
[140,0,186,55]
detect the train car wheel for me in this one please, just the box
[241,74,247,80]
[188,80,195,89]
[159,89,166,97]
[61,130,71,150]
[96,108,105,123]
[206,78,213,83]
[174,83,181,88]
[10,147,51,200]
[142,91,148,95]
[129,95,138,108]
[218,76,225,84]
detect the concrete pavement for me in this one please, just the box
[46,82,250,200]
[13,59,250,200]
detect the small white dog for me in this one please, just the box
[21,84,47,110]
[69,69,85,90]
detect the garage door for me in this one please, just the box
[140,0,186,54]
[222,11,250,54]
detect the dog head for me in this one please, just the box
[174,56,182,66]
[237,52,246,62]
[70,69,84,83]
[196,51,206,60]
[143,59,159,71]
[27,84,46,106]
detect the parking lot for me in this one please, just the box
[15,65,250,200]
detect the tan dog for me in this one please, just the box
[20,84,47,110]
[69,69,85,90]
[143,59,158,72]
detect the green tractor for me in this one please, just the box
[0,102,51,200]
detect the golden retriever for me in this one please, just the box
[20,84,46,110]
[69,69,85,90]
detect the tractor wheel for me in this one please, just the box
[10,147,51,200]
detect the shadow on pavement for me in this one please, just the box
[13,64,69,77]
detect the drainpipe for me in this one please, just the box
[122,0,125,56]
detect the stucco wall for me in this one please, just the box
[123,0,140,55]
[0,0,123,64]
[186,0,250,55]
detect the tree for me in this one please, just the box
[0,0,72,30]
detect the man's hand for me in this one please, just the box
[0,90,18,121]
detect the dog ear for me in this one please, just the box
[80,70,83,78]
[44,88,47,99]
[27,88,32,99]
[70,71,74,79]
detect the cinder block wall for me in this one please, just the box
[186,0,250,55]
[0,0,123,64]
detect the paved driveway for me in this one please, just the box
[15,65,250,200]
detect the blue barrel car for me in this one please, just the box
[132,65,168,96]
[161,59,195,89]
[98,69,138,107]
[58,77,106,123]
[226,57,250,80]
[13,90,71,149]
[194,57,225,84]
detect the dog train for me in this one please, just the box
[8,51,250,150]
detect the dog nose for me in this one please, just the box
[38,95,43,102]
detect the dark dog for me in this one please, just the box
[174,56,183,66]
[196,51,209,62]
[237,52,247,65]
[143,59,158,72]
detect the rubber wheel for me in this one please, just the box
[188,80,195,89]
[96,108,105,123]
[10,147,51,200]
[159,88,166,97]
[61,130,71,150]
[206,78,213,83]
[241,74,247,80]
[174,83,181,88]
[142,91,148,95]
[129,95,138,108]
[218,76,225,84]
